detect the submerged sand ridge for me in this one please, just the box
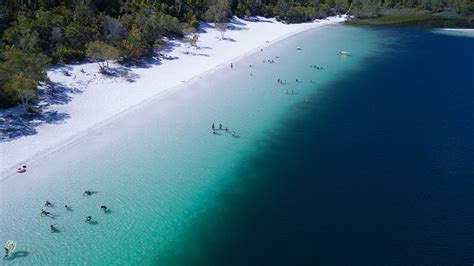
[0,16,347,178]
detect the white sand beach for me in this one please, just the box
[0,15,346,178]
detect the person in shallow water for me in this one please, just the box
[45,200,52,207]
[41,209,51,216]
[211,123,215,130]
[100,205,108,211]
[83,190,92,196]
[85,216,92,222]
[4,247,8,257]
[219,123,222,130]
[50,224,58,232]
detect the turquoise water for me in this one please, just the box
[1,25,388,264]
[159,26,474,265]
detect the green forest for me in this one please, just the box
[1,0,473,109]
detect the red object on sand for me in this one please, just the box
[16,167,26,173]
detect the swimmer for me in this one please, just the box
[50,224,59,232]
[83,190,92,196]
[100,205,108,211]
[65,205,72,211]
[45,200,52,207]
[41,209,51,216]
[85,216,92,222]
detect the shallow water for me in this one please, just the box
[0,25,387,265]
[159,27,474,265]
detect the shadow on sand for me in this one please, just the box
[0,81,79,143]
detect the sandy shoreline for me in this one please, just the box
[0,15,346,178]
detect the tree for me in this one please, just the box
[189,16,199,29]
[204,0,231,22]
[119,26,151,61]
[215,22,227,40]
[4,74,37,114]
[0,47,50,83]
[0,47,49,111]
[101,16,128,43]
[183,32,199,53]
[85,40,120,74]
[182,27,199,54]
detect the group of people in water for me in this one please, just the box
[39,190,109,232]
[211,123,237,137]
[310,65,325,70]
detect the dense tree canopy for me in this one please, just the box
[0,0,472,108]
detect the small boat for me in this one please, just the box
[4,240,16,257]
[338,51,351,56]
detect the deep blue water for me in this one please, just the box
[163,27,474,265]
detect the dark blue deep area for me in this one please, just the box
[166,28,474,265]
